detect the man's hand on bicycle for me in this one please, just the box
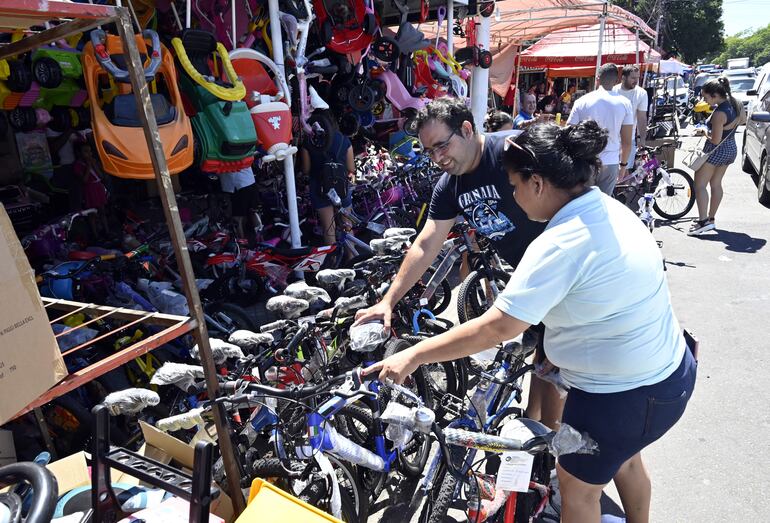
[354,300,393,330]
[363,345,420,385]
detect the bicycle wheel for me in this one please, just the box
[382,339,433,477]
[402,334,463,417]
[335,404,388,503]
[457,269,511,324]
[418,445,467,523]
[205,302,256,338]
[653,168,695,220]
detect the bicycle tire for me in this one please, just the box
[336,404,388,503]
[418,266,452,315]
[401,334,464,408]
[457,269,511,324]
[653,168,695,220]
[382,339,433,477]
[298,455,369,521]
[419,445,467,523]
[205,302,256,337]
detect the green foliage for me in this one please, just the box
[613,0,725,63]
[709,24,770,67]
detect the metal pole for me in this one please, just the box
[512,45,522,116]
[447,0,454,54]
[114,10,246,515]
[594,2,608,84]
[471,12,491,129]
[231,0,237,49]
[635,25,640,64]
[267,0,302,248]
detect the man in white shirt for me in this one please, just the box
[613,65,649,167]
[567,63,634,195]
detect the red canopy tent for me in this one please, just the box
[519,23,660,69]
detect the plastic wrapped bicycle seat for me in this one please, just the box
[349,321,388,352]
[102,388,160,416]
[284,281,331,304]
[550,423,599,457]
[316,268,356,285]
[191,338,245,364]
[383,227,416,239]
[228,329,275,349]
[266,295,310,318]
[370,236,411,255]
[150,362,205,391]
[334,295,369,315]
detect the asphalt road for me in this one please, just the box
[369,127,770,522]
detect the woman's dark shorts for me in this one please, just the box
[559,348,697,484]
[309,176,352,210]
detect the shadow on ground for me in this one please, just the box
[692,228,767,253]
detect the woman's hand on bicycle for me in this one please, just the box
[354,301,393,330]
[363,345,420,385]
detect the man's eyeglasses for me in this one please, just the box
[422,130,459,159]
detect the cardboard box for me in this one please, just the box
[44,422,234,522]
[0,204,68,424]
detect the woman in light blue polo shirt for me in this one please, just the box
[365,120,696,523]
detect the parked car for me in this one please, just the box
[729,76,757,110]
[654,76,689,109]
[741,86,770,207]
[723,67,756,79]
[746,63,770,113]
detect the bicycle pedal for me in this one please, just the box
[440,393,466,418]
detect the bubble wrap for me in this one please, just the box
[383,227,416,238]
[369,236,411,255]
[284,281,331,304]
[150,362,205,391]
[316,268,355,285]
[156,407,205,432]
[334,295,369,315]
[550,423,599,457]
[228,329,274,349]
[191,338,245,364]
[103,388,160,416]
[266,295,310,318]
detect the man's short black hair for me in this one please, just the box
[598,63,619,84]
[622,64,639,78]
[415,97,476,135]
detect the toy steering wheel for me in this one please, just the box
[0,462,58,523]
[90,29,162,83]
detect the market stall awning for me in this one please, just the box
[421,0,656,53]
[519,23,659,69]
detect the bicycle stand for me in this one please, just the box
[90,404,219,523]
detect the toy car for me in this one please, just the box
[172,29,257,173]
[82,29,194,179]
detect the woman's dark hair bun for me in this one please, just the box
[559,120,608,161]
[717,76,731,93]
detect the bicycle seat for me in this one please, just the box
[284,281,331,304]
[266,295,310,318]
[228,329,274,349]
[499,417,551,441]
[370,235,411,255]
[150,362,204,391]
[316,268,356,285]
[334,294,368,315]
[192,338,245,364]
[102,388,160,416]
[383,227,416,238]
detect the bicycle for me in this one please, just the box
[613,143,696,230]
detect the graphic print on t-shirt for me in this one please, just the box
[457,184,515,240]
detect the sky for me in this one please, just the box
[721,0,770,36]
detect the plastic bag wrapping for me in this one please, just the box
[228,329,274,349]
[369,236,411,255]
[312,450,342,520]
[284,281,331,304]
[259,319,291,333]
[383,227,416,239]
[334,295,368,315]
[150,362,205,391]
[156,407,205,432]
[385,424,414,450]
[266,295,310,318]
[137,279,188,316]
[103,388,160,416]
[316,268,355,285]
[52,323,99,352]
[299,423,386,472]
[191,338,245,364]
[349,322,388,352]
[381,402,435,434]
[549,423,599,458]
[534,363,570,399]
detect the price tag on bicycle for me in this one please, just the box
[495,451,534,492]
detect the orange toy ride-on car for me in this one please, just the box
[81,29,193,179]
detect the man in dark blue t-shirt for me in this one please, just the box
[355,97,545,329]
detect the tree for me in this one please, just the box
[709,24,770,67]
[614,0,725,63]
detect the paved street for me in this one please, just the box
[370,128,770,522]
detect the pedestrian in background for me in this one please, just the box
[567,63,634,195]
[613,65,649,167]
[485,110,514,132]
